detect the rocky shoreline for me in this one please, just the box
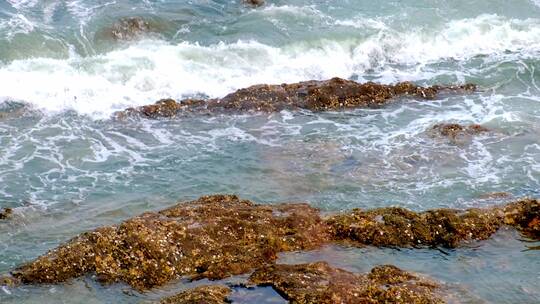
[116,78,476,119]
[2,194,538,302]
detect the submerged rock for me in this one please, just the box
[0,207,13,219]
[159,285,231,304]
[326,206,503,248]
[104,17,155,41]
[244,0,265,7]
[429,123,489,142]
[249,262,442,304]
[10,195,328,290]
[118,78,476,118]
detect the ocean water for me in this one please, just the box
[0,0,540,303]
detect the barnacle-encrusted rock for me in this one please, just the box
[429,123,489,141]
[0,207,13,219]
[503,199,540,239]
[10,195,329,290]
[159,285,231,304]
[6,196,540,290]
[118,78,476,118]
[249,262,443,304]
[326,206,503,248]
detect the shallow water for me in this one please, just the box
[1,0,540,303]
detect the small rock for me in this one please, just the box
[244,0,265,6]
[0,208,13,220]
[159,285,231,304]
[109,17,153,41]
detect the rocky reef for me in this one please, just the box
[159,285,231,304]
[117,78,476,118]
[249,262,442,304]
[9,195,328,290]
[3,195,538,293]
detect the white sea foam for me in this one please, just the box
[0,14,539,117]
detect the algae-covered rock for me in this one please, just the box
[503,198,540,239]
[326,206,503,248]
[10,195,329,290]
[159,285,231,304]
[118,78,476,118]
[7,195,540,291]
[249,262,442,304]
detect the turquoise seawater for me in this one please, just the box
[1,0,540,302]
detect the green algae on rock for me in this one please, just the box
[118,78,477,118]
[159,285,232,304]
[10,195,329,290]
[249,262,443,304]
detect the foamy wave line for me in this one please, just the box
[0,14,539,117]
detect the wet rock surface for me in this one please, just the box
[159,285,232,304]
[249,262,443,304]
[326,206,503,248]
[118,78,476,118]
[504,199,540,239]
[9,195,329,290]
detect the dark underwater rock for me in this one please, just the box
[429,123,490,142]
[244,0,265,7]
[159,285,232,304]
[249,262,443,304]
[117,78,476,119]
[103,17,156,41]
[9,195,328,290]
[0,207,13,219]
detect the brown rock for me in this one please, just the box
[10,195,329,290]
[249,262,442,304]
[116,78,477,118]
[503,199,540,239]
[326,206,503,248]
[7,195,540,291]
[159,285,231,304]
